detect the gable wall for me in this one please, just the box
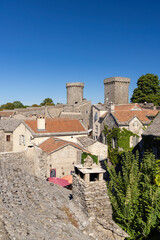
[13,123,33,151]
[47,145,82,178]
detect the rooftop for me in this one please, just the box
[143,112,160,137]
[77,136,96,147]
[25,118,86,134]
[38,137,88,154]
[0,119,22,132]
[112,104,158,124]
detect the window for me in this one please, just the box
[95,125,98,133]
[50,169,56,178]
[22,135,25,146]
[94,112,98,122]
[6,135,10,142]
[19,135,25,146]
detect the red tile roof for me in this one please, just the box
[25,118,86,133]
[0,111,14,117]
[112,104,158,123]
[38,137,88,154]
[61,175,72,184]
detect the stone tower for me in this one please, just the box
[66,82,84,105]
[104,77,130,104]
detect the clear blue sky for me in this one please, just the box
[0,0,160,105]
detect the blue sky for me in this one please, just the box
[0,0,160,105]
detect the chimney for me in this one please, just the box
[108,102,115,113]
[37,115,46,131]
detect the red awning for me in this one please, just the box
[47,177,69,187]
[61,175,72,184]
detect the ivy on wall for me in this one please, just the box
[81,152,98,165]
[103,125,138,165]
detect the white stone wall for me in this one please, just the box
[13,123,33,151]
[87,141,108,161]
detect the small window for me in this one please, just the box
[22,135,25,146]
[6,135,10,142]
[50,169,56,178]
[94,112,98,122]
[95,125,98,133]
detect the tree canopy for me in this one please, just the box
[1,102,15,110]
[131,74,160,106]
[40,98,55,106]
[13,101,24,108]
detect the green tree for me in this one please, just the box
[31,104,40,107]
[1,102,15,110]
[13,101,24,108]
[107,152,160,239]
[131,74,160,105]
[40,98,54,106]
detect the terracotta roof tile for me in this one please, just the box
[38,137,88,154]
[0,111,15,117]
[112,104,158,123]
[25,118,86,133]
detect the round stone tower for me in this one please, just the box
[104,77,130,104]
[66,82,84,105]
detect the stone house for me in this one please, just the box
[77,136,108,162]
[142,112,160,158]
[93,103,158,148]
[27,137,89,179]
[92,103,108,141]
[0,119,22,152]
[13,117,88,152]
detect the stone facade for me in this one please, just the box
[72,161,129,239]
[66,82,84,105]
[104,77,130,104]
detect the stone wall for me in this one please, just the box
[72,173,129,240]
[0,151,93,240]
[72,173,112,217]
[0,130,5,152]
[0,151,34,175]
[0,130,13,152]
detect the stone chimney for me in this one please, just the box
[108,102,115,113]
[72,156,129,239]
[37,116,46,131]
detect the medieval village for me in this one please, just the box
[0,74,160,240]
